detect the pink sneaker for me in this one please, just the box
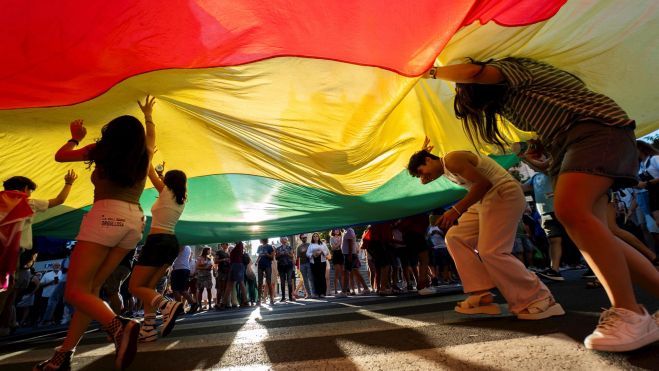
[585,307,659,352]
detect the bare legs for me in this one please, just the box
[60,242,130,351]
[554,173,659,313]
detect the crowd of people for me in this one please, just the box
[0,56,658,370]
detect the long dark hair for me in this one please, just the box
[87,115,148,187]
[164,170,187,205]
[453,59,508,151]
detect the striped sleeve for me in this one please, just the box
[488,58,534,88]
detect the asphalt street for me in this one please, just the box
[1,269,658,370]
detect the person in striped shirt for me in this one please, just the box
[425,57,659,352]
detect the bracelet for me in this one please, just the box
[67,139,79,145]
[451,205,462,216]
[65,182,73,186]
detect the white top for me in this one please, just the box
[442,154,513,191]
[21,199,49,249]
[172,245,192,270]
[640,155,659,179]
[307,243,330,263]
[427,226,447,249]
[329,236,342,251]
[150,187,185,233]
[40,270,62,298]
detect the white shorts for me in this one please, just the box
[76,199,145,249]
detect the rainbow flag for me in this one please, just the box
[1,0,657,243]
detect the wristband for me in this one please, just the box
[67,139,79,145]
[451,205,462,216]
[65,182,73,186]
[429,67,437,79]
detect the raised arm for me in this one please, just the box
[425,63,503,84]
[55,120,95,162]
[138,95,156,163]
[48,170,78,208]
[148,162,165,193]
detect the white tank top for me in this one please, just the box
[150,187,185,233]
[442,153,514,191]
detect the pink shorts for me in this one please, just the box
[76,199,145,249]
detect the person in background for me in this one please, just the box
[307,233,330,298]
[102,250,135,317]
[341,227,370,296]
[171,245,198,314]
[329,229,345,295]
[0,171,77,336]
[256,239,275,306]
[195,247,214,310]
[223,242,249,308]
[275,237,295,302]
[214,243,231,309]
[243,250,257,306]
[296,234,315,298]
[38,263,62,326]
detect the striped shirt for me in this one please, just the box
[488,58,635,143]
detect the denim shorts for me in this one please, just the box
[548,121,638,190]
[76,199,145,249]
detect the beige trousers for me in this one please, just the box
[445,181,552,313]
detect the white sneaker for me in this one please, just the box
[160,300,183,337]
[418,287,439,296]
[138,326,158,343]
[584,307,659,352]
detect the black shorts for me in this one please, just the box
[343,254,359,271]
[331,250,344,265]
[367,241,387,268]
[171,269,190,292]
[403,233,428,254]
[136,234,180,267]
[541,213,565,239]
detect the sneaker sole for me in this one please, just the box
[115,320,140,370]
[585,327,659,352]
[160,302,183,337]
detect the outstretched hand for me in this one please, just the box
[138,94,156,117]
[422,136,434,152]
[69,120,87,141]
[64,170,78,185]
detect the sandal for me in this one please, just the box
[455,292,501,315]
[516,296,565,320]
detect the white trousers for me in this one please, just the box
[445,181,552,313]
